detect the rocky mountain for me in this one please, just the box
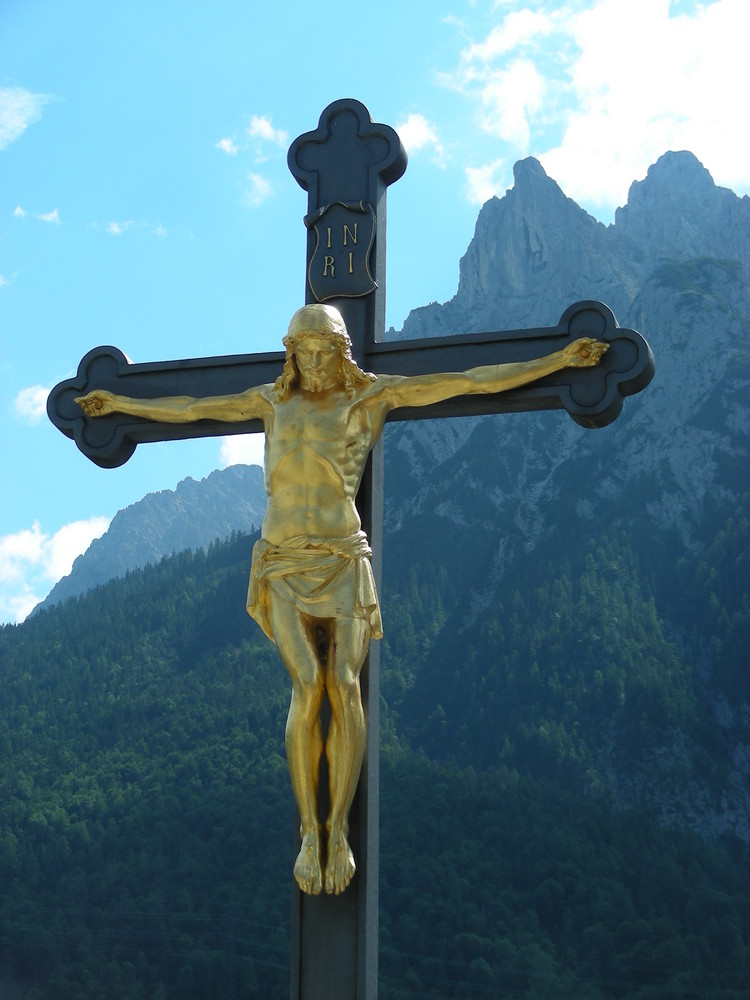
[36,464,266,613]
[391,150,748,341]
[36,150,749,846]
[385,152,748,560]
[615,151,750,277]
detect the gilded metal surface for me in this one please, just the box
[76,303,607,896]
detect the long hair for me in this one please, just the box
[273,305,376,400]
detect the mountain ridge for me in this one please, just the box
[35,464,266,613]
[33,149,749,851]
[43,149,748,614]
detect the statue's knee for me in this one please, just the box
[327,669,360,705]
[292,675,324,711]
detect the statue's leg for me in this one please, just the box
[268,598,326,895]
[323,615,370,895]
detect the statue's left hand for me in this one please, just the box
[562,338,609,368]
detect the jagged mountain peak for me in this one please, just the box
[506,154,594,224]
[477,153,595,231]
[615,151,749,273]
[512,155,548,182]
[396,151,634,339]
[450,154,635,330]
[623,150,719,209]
[395,148,747,345]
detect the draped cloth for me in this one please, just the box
[247,530,383,643]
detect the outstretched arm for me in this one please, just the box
[75,385,273,424]
[375,338,608,411]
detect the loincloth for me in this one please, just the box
[247,530,383,643]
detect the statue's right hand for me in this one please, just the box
[74,390,116,417]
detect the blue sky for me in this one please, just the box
[2,0,748,622]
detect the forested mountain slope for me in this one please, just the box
[1,535,748,999]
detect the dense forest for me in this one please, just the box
[1,526,748,999]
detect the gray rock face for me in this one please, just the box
[393,157,638,338]
[35,464,266,613]
[393,150,748,342]
[615,151,750,280]
[387,152,749,555]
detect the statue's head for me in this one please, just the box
[284,304,350,351]
[275,304,375,399]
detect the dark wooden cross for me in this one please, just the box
[48,98,654,1000]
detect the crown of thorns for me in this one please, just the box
[283,304,353,359]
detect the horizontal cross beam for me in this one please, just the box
[374,300,653,427]
[47,300,653,469]
[47,346,281,468]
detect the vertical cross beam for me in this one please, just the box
[287,100,407,1000]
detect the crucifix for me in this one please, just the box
[48,99,654,1000]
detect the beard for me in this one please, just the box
[299,369,340,393]
[301,374,326,393]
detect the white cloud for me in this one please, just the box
[465,157,507,205]
[14,385,50,425]
[0,516,110,623]
[464,8,554,61]
[242,172,273,208]
[446,6,560,150]
[219,433,265,469]
[478,57,546,148]
[3,588,42,625]
[0,86,53,151]
[107,220,134,236]
[38,208,61,225]
[247,114,288,147]
[46,518,110,582]
[541,0,750,210]
[0,525,44,583]
[216,137,238,155]
[102,219,165,237]
[446,0,750,217]
[13,204,63,226]
[0,274,8,289]
[396,113,446,167]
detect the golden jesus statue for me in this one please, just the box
[76,303,607,897]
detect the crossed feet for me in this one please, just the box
[293,826,356,896]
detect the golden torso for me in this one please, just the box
[261,385,383,545]
[73,333,592,551]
